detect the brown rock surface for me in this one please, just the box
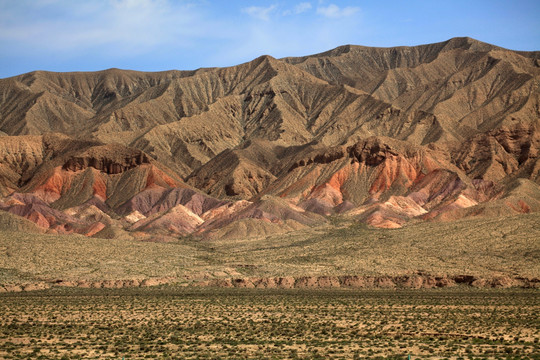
[193,274,537,290]
[0,37,538,245]
[1,273,538,292]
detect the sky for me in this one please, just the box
[1,0,539,78]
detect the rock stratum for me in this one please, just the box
[2,274,538,293]
[0,38,539,289]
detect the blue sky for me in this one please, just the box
[1,0,539,78]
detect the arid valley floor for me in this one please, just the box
[0,213,539,359]
[0,288,538,359]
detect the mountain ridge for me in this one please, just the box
[0,37,538,239]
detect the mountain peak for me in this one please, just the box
[442,36,497,51]
[0,39,538,238]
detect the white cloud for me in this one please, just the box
[0,0,207,54]
[283,2,313,16]
[242,5,277,21]
[317,4,360,18]
[294,2,312,14]
[283,2,312,16]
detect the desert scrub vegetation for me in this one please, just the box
[0,287,538,359]
[0,213,539,285]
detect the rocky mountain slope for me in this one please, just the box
[0,37,538,240]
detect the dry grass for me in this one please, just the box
[0,213,539,285]
[0,231,209,283]
[199,213,540,278]
[0,214,538,359]
[0,287,538,359]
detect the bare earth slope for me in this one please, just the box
[0,37,539,287]
[0,213,538,290]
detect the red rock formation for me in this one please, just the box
[0,38,538,236]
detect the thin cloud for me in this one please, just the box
[283,2,312,16]
[242,5,277,21]
[317,4,360,18]
[294,2,312,14]
[0,0,207,54]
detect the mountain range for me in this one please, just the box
[0,37,538,241]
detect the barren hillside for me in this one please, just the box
[0,37,538,285]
